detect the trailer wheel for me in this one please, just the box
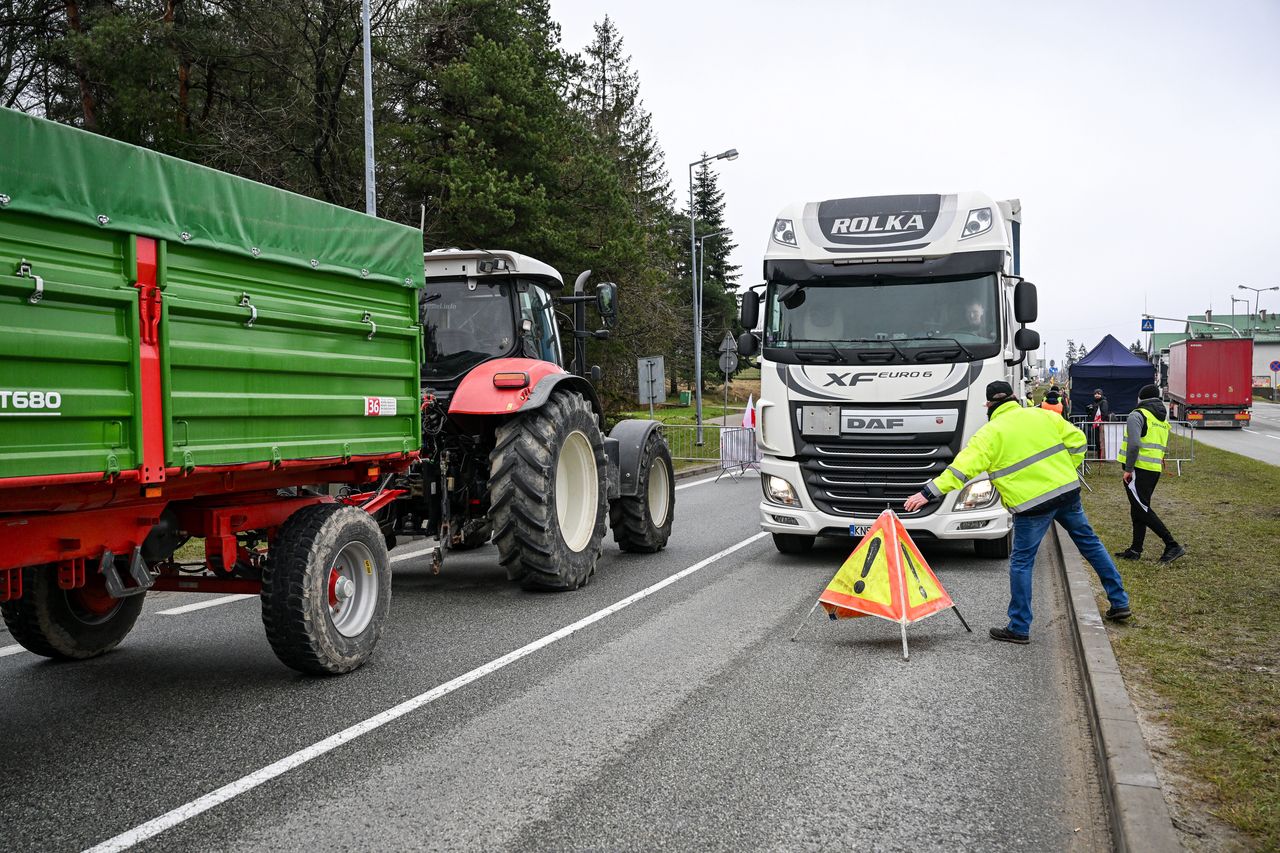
[773,533,815,555]
[262,503,390,675]
[489,390,607,590]
[609,430,674,553]
[974,533,1012,559]
[0,565,144,660]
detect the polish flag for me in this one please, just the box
[742,394,756,429]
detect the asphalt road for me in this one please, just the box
[1189,399,1280,466]
[0,473,1109,852]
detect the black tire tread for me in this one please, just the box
[609,430,674,553]
[0,566,144,660]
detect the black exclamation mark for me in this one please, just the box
[854,537,881,595]
[900,542,927,600]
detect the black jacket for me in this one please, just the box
[1085,397,1110,421]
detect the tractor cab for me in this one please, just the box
[421,249,565,385]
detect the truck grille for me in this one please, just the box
[793,405,964,520]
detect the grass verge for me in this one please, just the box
[1080,443,1279,848]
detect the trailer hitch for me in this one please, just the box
[15,259,43,305]
[98,546,156,598]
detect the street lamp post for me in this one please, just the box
[694,228,732,426]
[689,149,738,445]
[1229,296,1249,333]
[361,0,375,216]
[1238,285,1279,333]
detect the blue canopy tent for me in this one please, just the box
[1068,334,1155,418]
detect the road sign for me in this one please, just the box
[1271,360,1280,372]
[718,351,739,375]
[718,332,737,354]
[637,356,665,411]
[1141,318,1155,332]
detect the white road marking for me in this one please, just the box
[1242,429,1280,441]
[82,531,769,853]
[156,594,257,616]
[675,470,759,491]
[390,544,436,564]
[0,644,26,657]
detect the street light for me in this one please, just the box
[693,229,733,430]
[1238,285,1279,333]
[689,149,738,444]
[360,0,375,215]
[1229,296,1249,333]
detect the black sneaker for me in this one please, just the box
[1105,605,1132,621]
[1158,544,1186,565]
[989,626,1030,644]
[1114,548,1142,561]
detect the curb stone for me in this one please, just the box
[1050,525,1183,853]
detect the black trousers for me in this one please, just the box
[1125,468,1175,551]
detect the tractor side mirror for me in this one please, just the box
[738,331,759,357]
[1015,327,1040,352]
[740,290,759,330]
[595,282,618,328]
[1014,280,1038,324]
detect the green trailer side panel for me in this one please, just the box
[0,110,423,480]
[0,107,422,290]
[0,211,140,478]
[162,245,421,467]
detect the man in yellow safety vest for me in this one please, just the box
[1114,384,1185,564]
[904,381,1131,644]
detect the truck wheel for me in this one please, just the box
[974,534,1012,559]
[773,533,815,555]
[262,503,390,675]
[490,390,607,590]
[609,430,675,553]
[0,565,144,660]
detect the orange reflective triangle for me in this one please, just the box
[818,509,954,625]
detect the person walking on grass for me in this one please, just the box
[903,381,1131,644]
[1114,384,1186,565]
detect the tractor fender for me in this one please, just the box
[608,419,664,498]
[520,372,604,422]
[447,358,572,416]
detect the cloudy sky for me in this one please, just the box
[549,0,1280,365]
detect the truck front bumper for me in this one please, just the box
[756,459,1011,541]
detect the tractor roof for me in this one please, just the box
[422,248,564,289]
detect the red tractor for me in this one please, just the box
[373,249,675,588]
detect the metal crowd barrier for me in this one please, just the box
[661,424,761,479]
[1068,416,1195,475]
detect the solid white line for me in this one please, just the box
[156,594,256,616]
[0,644,26,657]
[83,530,768,853]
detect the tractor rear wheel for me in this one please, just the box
[489,390,607,590]
[0,565,144,660]
[609,429,675,553]
[262,503,391,675]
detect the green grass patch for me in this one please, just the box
[1080,445,1280,846]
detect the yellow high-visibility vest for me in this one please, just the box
[1116,408,1169,472]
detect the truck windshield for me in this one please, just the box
[764,274,1001,363]
[421,280,516,379]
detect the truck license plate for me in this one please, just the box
[849,524,870,537]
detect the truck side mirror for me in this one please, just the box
[1014,280,1038,324]
[737,331,759,357]
[739,290,759,330]
[1015,328,1040,351]
[595,282,618,328]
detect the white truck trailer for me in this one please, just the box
[737,192,1040,557]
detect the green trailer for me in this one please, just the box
[0,108,423,674]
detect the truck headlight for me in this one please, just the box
[762,474,801,507]
[953,478,999,510]
[960,207,993,240]
[773,219,797,247]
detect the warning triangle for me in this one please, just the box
[818,509,953,625]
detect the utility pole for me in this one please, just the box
[688,149,738,445]
[361,0,376,216]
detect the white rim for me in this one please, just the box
[647,455,671,527]
[328,540,379,638]
[556,430,598,552]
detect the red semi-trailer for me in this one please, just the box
[1167,338,1253,428]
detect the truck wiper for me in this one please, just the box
[895,335,976,360]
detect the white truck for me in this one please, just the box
[737,192,1040,557]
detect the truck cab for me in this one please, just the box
[739,192,1040,556]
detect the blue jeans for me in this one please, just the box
[1007,495,1129,636]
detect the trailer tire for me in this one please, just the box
[974,533,1012,559]
[609,431,674,553]
[773,533,815,555]
[0,565,144,660]
[262,503,390,675]
[489,390,607,590]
